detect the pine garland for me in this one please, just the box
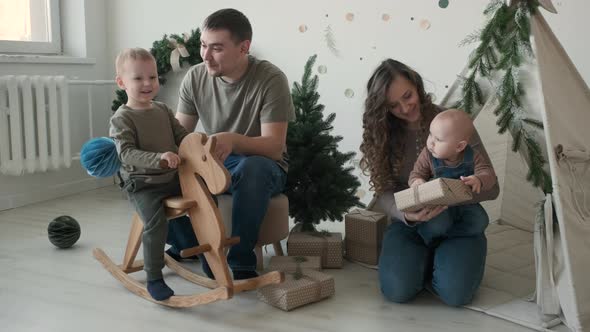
[457,0,552,193]
[111,29,203,111]
[286,55,365,231]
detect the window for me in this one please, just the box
[0,0,61,54]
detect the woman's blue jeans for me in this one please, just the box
[378,220,487,306]
[417,203,489,246]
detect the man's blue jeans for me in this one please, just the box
[166,153,287,271]
[378,220,487,306]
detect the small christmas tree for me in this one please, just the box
[286,55,365,232]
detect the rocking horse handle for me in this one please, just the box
[158,157,184,169]
[158,133,216,171]
[160,133,217,169]
[159,159,170,169]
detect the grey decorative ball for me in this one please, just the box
[48,216,81,248]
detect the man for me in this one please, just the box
[169,8,295,280]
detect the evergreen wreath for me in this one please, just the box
[111,28,203,111]
[456,0,552,193]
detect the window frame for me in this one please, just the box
[0,0,62,55]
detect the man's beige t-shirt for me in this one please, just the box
[177,55,295,171]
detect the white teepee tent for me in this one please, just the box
[440,2,590,331]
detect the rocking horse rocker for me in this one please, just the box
[93,133,285,307]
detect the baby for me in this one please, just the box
[110,48,189,301]
[408,109,497,245]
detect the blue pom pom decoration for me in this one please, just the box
[80,137,121,178]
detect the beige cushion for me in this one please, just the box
[217,194,289,246]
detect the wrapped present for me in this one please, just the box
[257,269,335,311]
[268,256,322,272]
[394,178,473,212]
[287,232,343,268]
[344,209,387,265]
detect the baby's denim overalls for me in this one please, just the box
[416,145,489,246]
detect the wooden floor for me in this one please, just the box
[0,185,550,332]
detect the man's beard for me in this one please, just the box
[206,63,222,77]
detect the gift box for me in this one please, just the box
[257,269,335,311]
[394,178,473,212]
[344,209,387,265]
[287,232,343,268]
[268,256,322,272]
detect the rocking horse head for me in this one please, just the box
[178,133,231,195]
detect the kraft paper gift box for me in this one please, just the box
[268,256,322,272]
[287,232,343,268]
[344,209,387,265]
[394,178,473,213]
[257,269,335,311]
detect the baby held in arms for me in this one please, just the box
[408,109,497,245]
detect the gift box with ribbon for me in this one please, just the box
[287,231,343,268]
[344,209,387,266]
[257,269,335,311]
[268,256,322,272]
[394,178,473,213]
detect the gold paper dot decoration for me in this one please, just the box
[298,25,308,33]
[318,65,327,74]
[344,89,355,98]
[419,19,431,30]
[355,189,367,199]
[345,13,354,21]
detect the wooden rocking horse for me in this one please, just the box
[93,133,284,307]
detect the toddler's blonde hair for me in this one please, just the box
[115,48,156,75]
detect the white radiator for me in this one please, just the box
[0,75,71,175]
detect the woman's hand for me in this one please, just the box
[404,205,447,223]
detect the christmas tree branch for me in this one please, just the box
[458,0,552,193]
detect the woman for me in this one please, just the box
[360,59,499,306]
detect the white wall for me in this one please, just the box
[3,1,587,224]
[0,1,114,211]
[104,0,589,203]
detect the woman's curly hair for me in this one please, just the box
[359,59,437,194]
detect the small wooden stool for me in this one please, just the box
[217,193,289,270]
